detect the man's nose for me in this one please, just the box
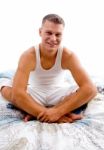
[50,34,56,41]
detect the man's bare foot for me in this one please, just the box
[57,113,83,123]
[66,113,83,120]
[23,114,34,122]
[57,116,73,123]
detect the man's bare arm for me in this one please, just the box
[54,49,97,116]
[1,47,47,118]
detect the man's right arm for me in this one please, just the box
[2,47,47,118]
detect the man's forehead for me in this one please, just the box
[42,21,64,32]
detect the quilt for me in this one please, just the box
[0,71,104,150]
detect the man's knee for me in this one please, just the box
[1,86,12,100]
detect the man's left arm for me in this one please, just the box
[54,50,97,116]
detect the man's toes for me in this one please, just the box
[70,113,83,120]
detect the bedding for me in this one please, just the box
[0,71,104,150]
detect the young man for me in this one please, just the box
[0,14,97,123]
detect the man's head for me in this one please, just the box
[39,14,65,53]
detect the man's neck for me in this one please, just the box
[39,44,58,60]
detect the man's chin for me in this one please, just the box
[46,45,59,51]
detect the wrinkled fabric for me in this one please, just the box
[0,92,104,150]
[0,71,104,150]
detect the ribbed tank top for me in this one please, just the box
[28,45,66,89]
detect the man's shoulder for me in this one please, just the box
[23,46,35,55]
[62,47,77,69]
[18,46,36,70]
[62,47,73,59]
[20,46,36,60]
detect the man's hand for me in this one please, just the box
[37,107,61,123]
[23,107,60,122]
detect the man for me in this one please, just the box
[0,14,97,123]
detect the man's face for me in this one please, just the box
[39,20,64,52]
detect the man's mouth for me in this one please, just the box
[47,43,57,47]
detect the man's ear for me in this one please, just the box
[39,28,42,36]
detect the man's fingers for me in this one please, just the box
[40,116,47,122]
[37,112,48,121]
[37,112,44,120]
[67,118,73,123]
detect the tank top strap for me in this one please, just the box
[55,46,64,69]
[34,45,40,69]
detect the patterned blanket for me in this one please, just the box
[0,71,104,150]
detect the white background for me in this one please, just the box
[0,0,104,77]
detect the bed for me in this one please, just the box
[0,70,104,150]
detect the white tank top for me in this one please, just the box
[28,45,67,89]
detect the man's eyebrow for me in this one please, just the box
[56,32,62,35]
[45,30,62,34]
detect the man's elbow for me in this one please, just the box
[11,88,25,105]
[87,84,98,99]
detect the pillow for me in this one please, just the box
[0,70,15,79]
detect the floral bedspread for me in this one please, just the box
[0,72,104,150]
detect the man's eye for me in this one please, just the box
[56,34,61,37]
[46,32,52,35]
